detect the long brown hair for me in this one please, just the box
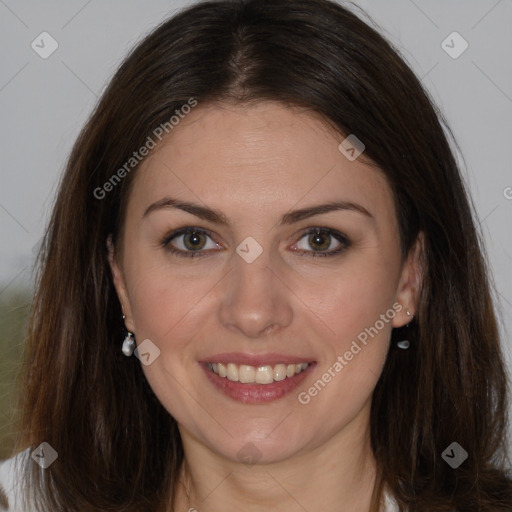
[12,0,511,510]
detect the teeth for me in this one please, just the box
[207,362,310,384]
[255,365,273,384]
[227,363,238,381]
[273,364,287,381]
[239,364,255,383]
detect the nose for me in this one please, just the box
[218,248,293,340]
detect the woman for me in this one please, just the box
[1,0,511,510]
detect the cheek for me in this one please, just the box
[126,240,399,359]
[124,266,214,418]
[128,274,208,345]
[294,264,397,433]
[295,255,399,350]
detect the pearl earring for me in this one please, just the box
[122,332,136,356]
[396,309,413,349]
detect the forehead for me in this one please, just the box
[127,101,395,226]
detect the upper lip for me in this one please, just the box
[199,352,315,367]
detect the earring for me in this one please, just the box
[122,332,136,356]
[396,310,413,349]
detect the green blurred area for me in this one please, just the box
[0,287,32,459]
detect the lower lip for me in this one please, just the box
[200,363,315,404]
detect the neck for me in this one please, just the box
[173,403,380,512]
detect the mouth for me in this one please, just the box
[199,354,316,404]
[205,361,311,384]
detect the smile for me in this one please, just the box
[200,355,316,404]
[206,362,311,384]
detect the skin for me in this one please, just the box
[108,101,423,512]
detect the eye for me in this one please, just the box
[291,227,351,257]
[161,226,351,259]
[161,227,221,258]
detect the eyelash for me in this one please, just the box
[161,226,351,259]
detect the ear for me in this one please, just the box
[107,234,136,333]
[392,232,424,328]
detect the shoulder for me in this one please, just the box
[0,448,31,512]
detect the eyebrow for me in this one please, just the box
[142,197,373,225]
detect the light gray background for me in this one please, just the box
[1,0,511,432]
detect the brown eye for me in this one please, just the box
[182,231,207,251]
[292,228,351,257]
[162,227,221,258]
[308,231,331,251]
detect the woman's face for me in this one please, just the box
[109,101,420,464]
